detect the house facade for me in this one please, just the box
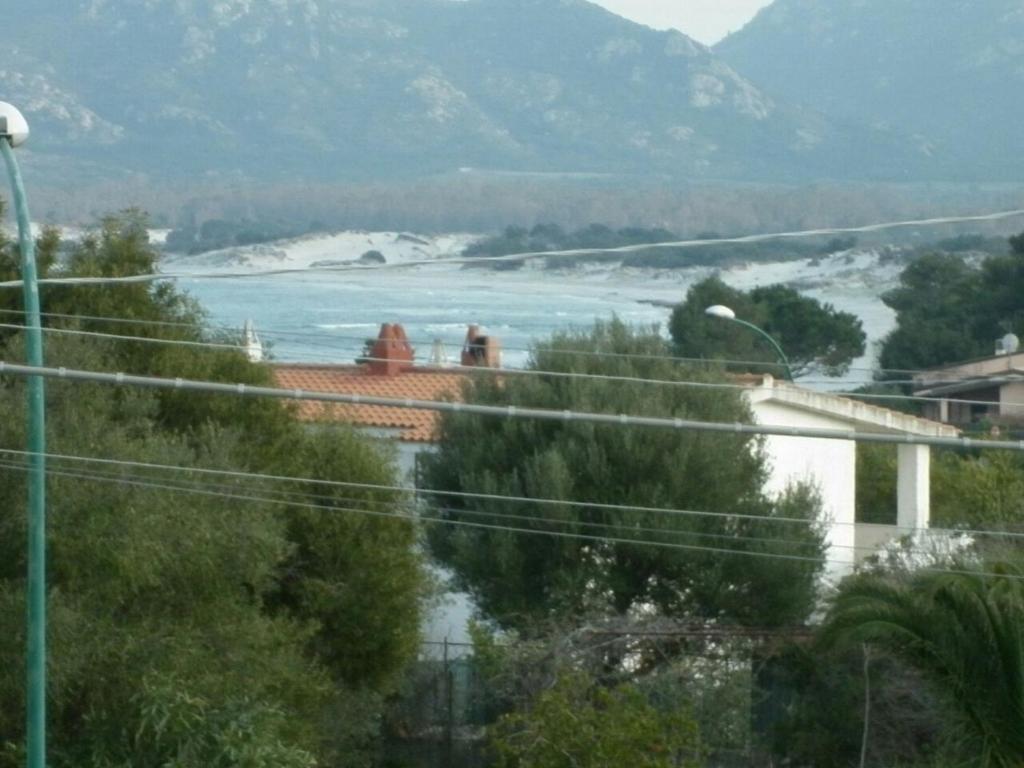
[913,346,1024,427]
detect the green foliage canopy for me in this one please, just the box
[420,319,825,632]
[0,210,425,766]
[491,671,702,768]
[878,231,1024,373]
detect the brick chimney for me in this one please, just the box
[461,324,501,368]
[368,323,414,376]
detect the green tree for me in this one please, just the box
[0,210,425,766]
[931,451,1024,529]
[878,252,989,374]
[820,557,1024,767]
[420,319,825,631]
[491,671,702,768]
[0,344,329,767]
[670,276,866,377]
[878,231,1024,373]
[758,642,943,767]
[856,445,1024,530]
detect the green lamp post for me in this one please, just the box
[705,303,794,381]
[1,101,48,768]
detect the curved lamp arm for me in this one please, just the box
[704,305,794,381]
[728,317,795,381]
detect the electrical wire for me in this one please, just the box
[0,458,827,563]
[2,446,1023,544]
[0,306,1015,382]
[0,457,844,554]
[8,360,1013,451]
[0,446,853,530]
[3,319,1023,413]
[0,456,1016,579]
[2,208,1023,289]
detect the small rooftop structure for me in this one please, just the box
[912,348,1024,425]
[367,322,414,376]
[273,322,499,442]
[461,325,501,369]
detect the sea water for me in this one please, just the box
[170,236,901,387]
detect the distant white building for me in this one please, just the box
[913,339,1024,427]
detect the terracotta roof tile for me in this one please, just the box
[272,365,468,442]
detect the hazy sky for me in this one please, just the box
[589,0,774,45]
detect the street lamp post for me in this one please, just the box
[1,102,48,768]
[704,304,794,381]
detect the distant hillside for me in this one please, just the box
[716,0,1024,181]
[1,0,927,185]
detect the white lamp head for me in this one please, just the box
[704,304,736,320]
[0,102,30,148]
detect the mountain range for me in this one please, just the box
[1,0,1021,186]
[716,0,1024,181]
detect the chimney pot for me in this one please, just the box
[461,324,502,369]
[368,322,414,375]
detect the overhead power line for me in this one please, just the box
[0,457,1014,579]
[0,360,1019,450]
[0,458,823,563]
[1,452,1010,559]
[0,307,1016,382]
[5,446,1023,544]
[2,456,1015,577]
[1,208,1022,288]
[0,457,840,554]
[3,319,1024,412]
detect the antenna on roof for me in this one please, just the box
[243,319,263,363]
[996,333,1020,356]
[429,338,449,367]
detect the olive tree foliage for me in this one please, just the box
[421,320,825,632]
[0,210,425,767]
[670,276,866,378]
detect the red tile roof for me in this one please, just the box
[272,364,468,442]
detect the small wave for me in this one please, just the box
[423,323,472,333]
[315,323,379,330]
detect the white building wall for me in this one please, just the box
[749,401,858,579]
[1000,381,1024,420]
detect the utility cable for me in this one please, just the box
[0,306,1012,381]
[2,446,1022,544]
[4,360,1014,450]
[0,457,1012,578]
[2,319,1021,412]
[2,208,1022,288]
[0,458,848,554]
[0,459,825,564]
